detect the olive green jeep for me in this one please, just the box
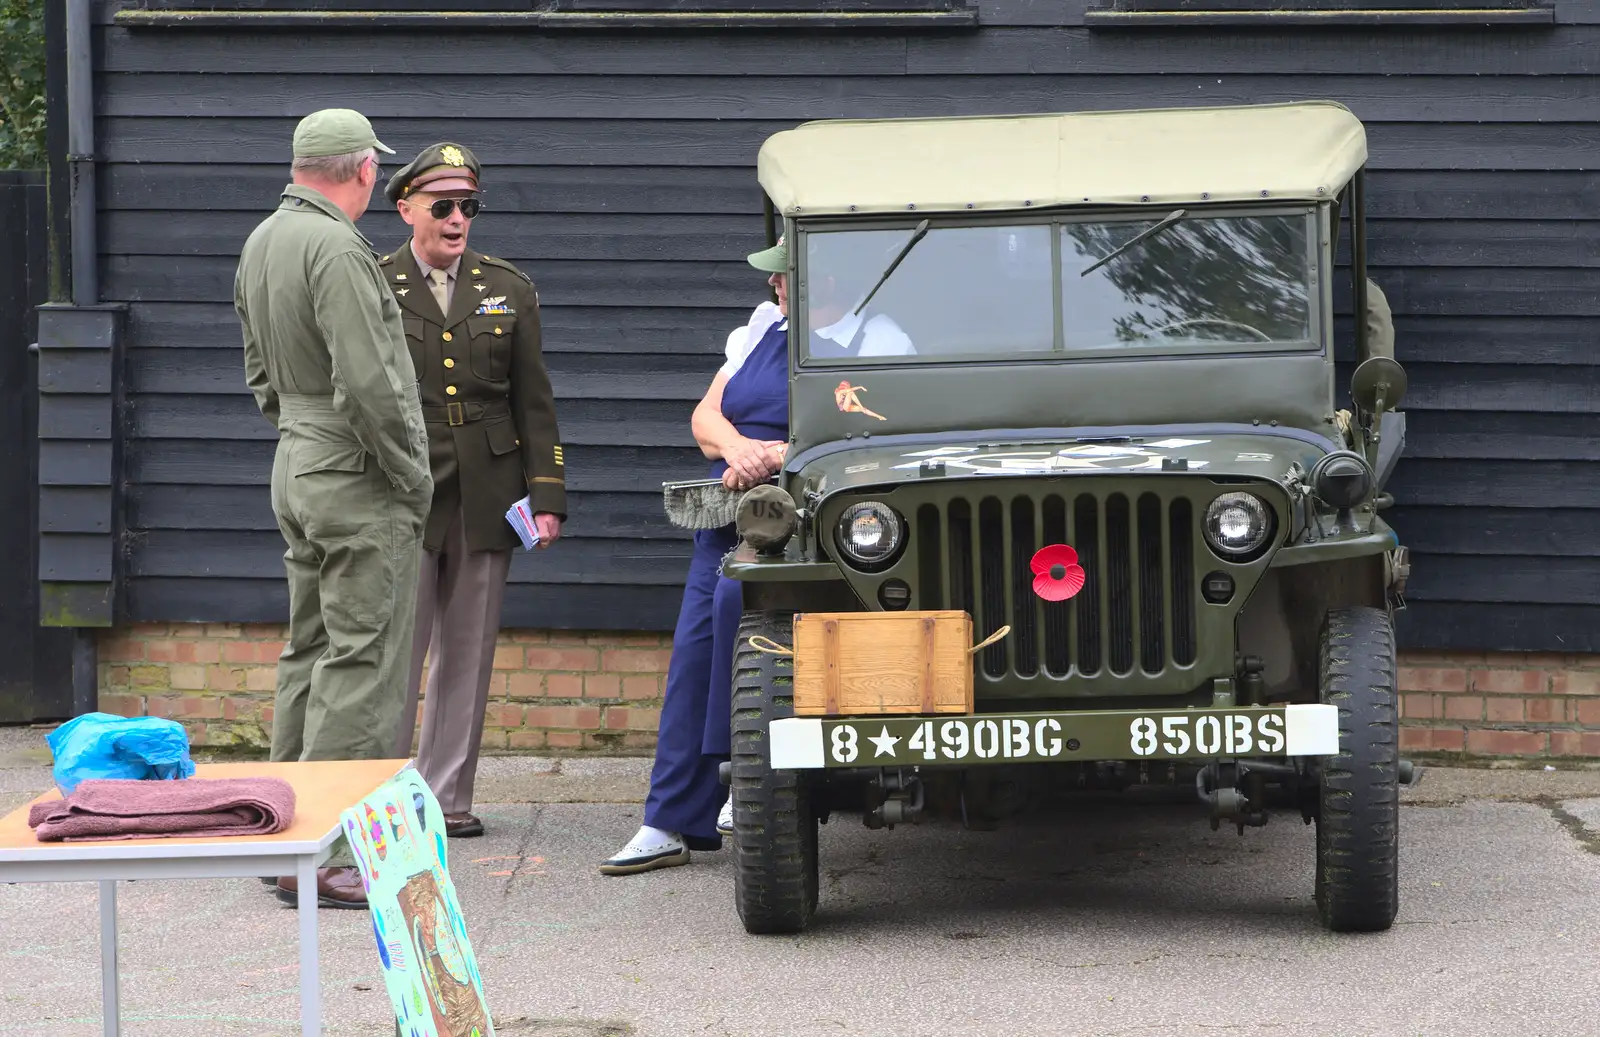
[714,101,1417,935]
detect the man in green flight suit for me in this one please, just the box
[234,109,433,909]
[380,142,568,839]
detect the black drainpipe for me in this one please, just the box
[44,0,69,302]
[65,0,96,307]
[64,0,100,716]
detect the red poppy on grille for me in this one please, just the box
[1030,544,1086,602]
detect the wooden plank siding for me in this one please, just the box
[90,0,1600,649]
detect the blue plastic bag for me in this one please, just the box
[46,712,197,795]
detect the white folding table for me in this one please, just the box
[0,757,409,1036]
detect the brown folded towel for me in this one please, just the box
[28,776,296,842]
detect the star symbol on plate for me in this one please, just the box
[868,725,900,758]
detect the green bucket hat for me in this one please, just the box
[747,236,787,274]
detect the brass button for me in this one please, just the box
[444,358,455,368]
[446,385,457,396]
[442,331,453,342]
[494,326,503,335]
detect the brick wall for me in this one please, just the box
[1398,651,1600,758]
[96,624,1600,760]
[97,623,669,752]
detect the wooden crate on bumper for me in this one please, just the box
[757,611,1008,718]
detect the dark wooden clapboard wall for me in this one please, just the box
[90,0,1599,649]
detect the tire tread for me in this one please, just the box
[730,610,818,934]
[1315,605,1401,933]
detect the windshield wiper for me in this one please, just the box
[853,218,930,316]
[1079,208,1186,277]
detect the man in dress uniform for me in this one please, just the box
[381,142,567,839]
[235,109,433,909]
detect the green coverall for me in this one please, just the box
[234,184,433,777]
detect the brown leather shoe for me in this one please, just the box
[275,866,368,910]
[444,812,484,838]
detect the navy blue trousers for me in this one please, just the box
[643,525,740,847]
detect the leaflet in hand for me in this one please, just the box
[504,495,542,552]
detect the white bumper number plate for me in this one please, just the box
[768,704,1339,770]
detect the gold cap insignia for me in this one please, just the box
[441,145,465,167]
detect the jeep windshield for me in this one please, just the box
[796,210,1317,364]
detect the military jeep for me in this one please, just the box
[717,101,1415,936]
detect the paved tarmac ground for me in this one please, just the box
[4,727,1600,1037]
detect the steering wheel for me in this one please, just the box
[1140,317,1273,342]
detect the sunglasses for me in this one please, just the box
[414,197,481,220]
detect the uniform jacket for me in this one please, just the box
[380,242,567,553]
[235,185,431,494]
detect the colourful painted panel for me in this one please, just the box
[340,768,494,1037]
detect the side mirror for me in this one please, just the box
[1350,356,1407,415]
[1349,356,1407,475]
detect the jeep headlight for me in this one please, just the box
[836,502,904,568]
[1203,492,1272,559]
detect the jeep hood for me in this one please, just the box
[784,424,1339,497]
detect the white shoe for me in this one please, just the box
[599,826,690,876]
[717,797,734,837]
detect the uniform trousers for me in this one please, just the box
[643,524,739,848]
[396,503,514,815]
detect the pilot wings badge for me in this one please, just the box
[474,295,512,316]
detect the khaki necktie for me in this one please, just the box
[427,268,450,314]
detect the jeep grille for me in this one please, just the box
[914,490,1199,681]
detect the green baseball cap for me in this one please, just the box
[292,108,395,159]
[747,236,787,273]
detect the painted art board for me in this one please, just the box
[340,768,495,1037]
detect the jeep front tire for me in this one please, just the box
[1314,606,1401,932]
[730,609,820,934]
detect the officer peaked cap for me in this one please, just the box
[385,142,482,206]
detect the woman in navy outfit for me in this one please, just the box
[600,238,793,875]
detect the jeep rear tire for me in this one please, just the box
[730,609,819,934]
[1314,606,1401,933]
